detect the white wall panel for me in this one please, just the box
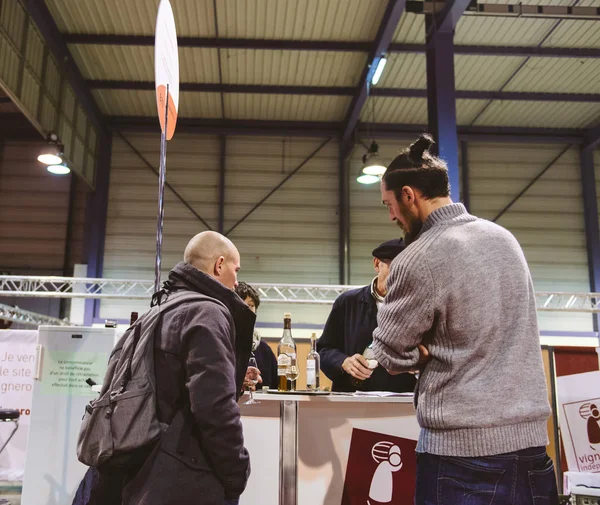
[469,142,592,334]
[101,133,338,328]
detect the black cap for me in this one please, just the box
[372,238,406,261]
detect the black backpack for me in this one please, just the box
[76,290,214,468]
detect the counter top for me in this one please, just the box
[250,391,414,404]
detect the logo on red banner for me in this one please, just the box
[341,428,416,505]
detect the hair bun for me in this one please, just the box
[408,133,434,162]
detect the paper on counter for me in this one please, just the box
[352,391,413,397]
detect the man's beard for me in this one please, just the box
[397,208,423,246]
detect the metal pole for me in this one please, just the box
[154,84,169,294]
[279,400,298,505]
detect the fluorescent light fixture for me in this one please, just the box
[47,163,70,175]
[371,57,387,86]
[357,173,379,185]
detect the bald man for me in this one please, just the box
[90,231,256,505]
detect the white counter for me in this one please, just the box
[240,391,419,505]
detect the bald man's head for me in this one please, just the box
[184,231,241,289]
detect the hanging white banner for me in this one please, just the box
[0,330,37,481]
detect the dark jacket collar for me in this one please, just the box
[167,261,254,324]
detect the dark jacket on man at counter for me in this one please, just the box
[87,261,255,505]
[317,284,416,393]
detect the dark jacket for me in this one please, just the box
[317,285,416,393]
[253,340,277,389]
[115,262,256,505]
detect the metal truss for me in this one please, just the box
[2,275,600,313]
[0,303,72,327]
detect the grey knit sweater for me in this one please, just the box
[372,203,550,457]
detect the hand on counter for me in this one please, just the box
[342,354,373,381]
[387,345,430,375]
[243,366,262,392]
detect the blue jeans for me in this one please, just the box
[224,500,239,505]
[416,446,558,505]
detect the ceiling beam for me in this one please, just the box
[88,80,600,103]
[107,116,585,144]
[585,123,600,150]
[429,0,475,34]
[62,34,600,59]
[22,0,106,136]
[341,0,407,152]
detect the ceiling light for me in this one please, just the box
[47,163,70,175]
[361,141,386,176]
[371,57,387,86]
[357,173,380,185]
[37,143,63,165]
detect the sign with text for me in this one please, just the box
[41,350,106,397]
[341,428,416,505]
[0,330,37,481]
[558,371,600,473]
[154,0,179,140]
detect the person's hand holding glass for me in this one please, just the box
[244,356,262,404]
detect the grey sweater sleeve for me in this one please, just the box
[372,255,435,372]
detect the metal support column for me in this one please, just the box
[59,173,78,319]
[83,134,113,326]
[580,146,600,331]
[279,400,298,505]
[425,1,471,203]
[218,135,226,234]
[460,141,470,211]
[338,146,349,284]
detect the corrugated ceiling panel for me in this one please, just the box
[93,89,156,116]
[544,20,600,49]
[180,48,221,83]
[45,0,215,37]
[504,58,600,94]
[0,142,70,272]
[469,142,591,333]
[473,101,600,129]
[361,97,427,124]
[181,92,223,118]
[217,0,387,41]
[393,12,425,44]
[456,99,490,125]
[69,45,153,81]
[225,94,350,121]
[455,55,526,91]
[378,53,426,89]
[455,16,555,46]
[70,45,221,84]
[220,49,367,87]
[93,90,222,118]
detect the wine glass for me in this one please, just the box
[286,360,299,390]
[245,356,260,405]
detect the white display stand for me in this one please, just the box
[240,393,419,505]
[21,326,115,505]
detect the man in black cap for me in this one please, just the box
[317,239,416,393]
